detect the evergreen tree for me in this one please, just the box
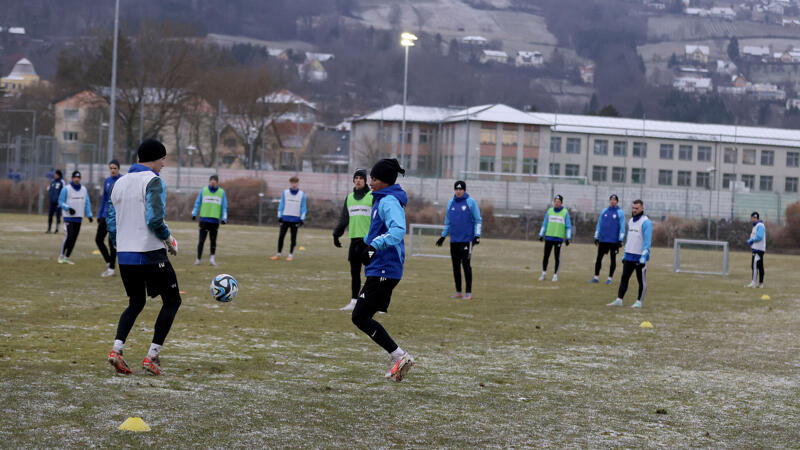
[727,37,740,61]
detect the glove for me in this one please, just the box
[538,235,544,242]
[617,241,623,249]
[472,236,480,246]
[435,236,445,247]
[638,256,646,264]
[162,235,178,256]
[88,217,93,223]
[278,217,284,224]
[221,220,227,225]
[333,235,342,248]
[360,245,377,266]
[594,239,599,246]
[191,216,196,221]
[565,239,570,246]
[68,207,76,215]
[298,221,304,227]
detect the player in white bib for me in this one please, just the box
[607,199,651,308]
[745,211,766,288]
[270,176,307,261]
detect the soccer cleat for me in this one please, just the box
[757,283,764,288]
[286,255,293,261]
[589,278,599,283]
[209,255,217,266]
[45,230,51,234]
[101,268,115,277]
[62,257,75,265]
[269,255,281,260]
[631,300,642,308]
[340,299,357,311]
[450,292,463,299]
[385,352,415,382]
[464,293,472,300]
[552,274,558,282]
[194,259,201,265]
[605,278,613,285]
[142,356,162,376]
[606,299,623,307]
[538,272,546,281]
[107,350,132,375]
[745,282,756,288]
[57,255,66,264]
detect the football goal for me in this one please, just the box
[408,224,449,258]
[673,239,729,276]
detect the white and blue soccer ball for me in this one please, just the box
[210,274,238,302]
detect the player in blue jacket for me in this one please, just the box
[191,174,228,266]
[57,170,93,264]
[590,194,626,285]
[436,180,482,299]
[271,176,307,261]
[745,211,766,288]
[352,158,415,382]
[607,199,652,308]
[46,169,65,233]
[96,160,122,277]
[538,195,572,282]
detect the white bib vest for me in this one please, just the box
[282,189,303,217]
[750,222,766,251]
[111,171,165,253]
[625,215,650,255]
[63,185,88,219]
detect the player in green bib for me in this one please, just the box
[191,174,228,266]
[537,194,572,282]
[333,169,373,311]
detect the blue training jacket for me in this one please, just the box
[441,193,482,243]
[191,185,228,224]
[278,188,307,223]
[364,183,408,279]
[622,214,653,263]
[538,206,572,242]
[97,174,122,219]
[594,206,625,244]
[58,182,93,223]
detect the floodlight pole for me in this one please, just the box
[107,0,120,163]
[400,32,417,168]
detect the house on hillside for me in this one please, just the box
[685,45,710,64]
[684,7,709,16]
[257,90,318,123]
[305,52,334,62]
[673,76,712,93]
[716,59,738,75]
[298,59,328,82]
[267,48,289,59]
[710,7,736,20]
[580,64,595,84]
[1,58,44,95]
[516,51,543,67]
[480,49,508,64]
[741,45,770,59]
[461,36,488,46]
[786,98,800,110]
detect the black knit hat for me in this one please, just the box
[55,169,62,177]
[353,168,367,181]
[454,180,466,190]
[137,139,167,163]
[609,194,619,201]
[71,170,81,178]
[369,158,405,185]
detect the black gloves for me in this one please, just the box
[538,235,544,242]
[278,217,284,224]
[594,239,599,246]
[617,241,623,249]
[435,236,446,247]
[68,207,76,215]
[298,221,304,227]
[221,220,227,224]
[565,239,570,246]
[333,235,342,248]
[88,217,93,223]
[192,216,196,221]
[472,236,480,245]
[360,245,377,266]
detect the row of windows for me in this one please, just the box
[479,156,539,174]
[480,127,538,146]
[588,165,799,192]
[723,148,799,167]
[720,173,799,192]
[379,128,434,144]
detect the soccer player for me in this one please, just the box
[538,194,571,282]
[607,199,652,308]
[96,160,122,277]
[46,169,65,233]
[435,180,482,300]
[590,194,626,285]
[106,139,181,376]
[192,174,228,266]
[57,170,93,264]
[746,211,766,288]
[332,168,373,311]
[270,176,306,261]
[351,158,414,382]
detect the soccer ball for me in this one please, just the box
[210,274,238,302]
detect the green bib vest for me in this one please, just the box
[544,207,567,238]
[346,191,373,239]
[199,186,224,219]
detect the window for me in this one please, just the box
[697,146,711,161]
[479,156,495,172]
[722,173,736,189]
[633,142,647,158]
[631,168,646,184]
[742,149,756,165]
[279,151,295,169]
[224,138,237,148]
[658,169,673,186]
[62,131,78,141]
[565,164,580,176]
[677,170,691,186]
[696,172,710,188]
[787,151,799,167]
[381,128,392,143]
[402,129,412,144]
[612,166,626,183]
[741,174,755,189]
[522,158,538,174]
[759,175,773,191]
[659,144,674,160]
[480,127,497,144]
[786,177,799,193]
[64,109,79,121]
[417,155,431,172]
[593,140,608,155]
[502,128,517,146]
[523,129,537,147]
[419,128,432,145]
[724,147,737,164]
[550,136,561,153]
[613,141,627,157]
[549,163,560,175]
[679,145,692,161]
[566,138,581,154]
[760,150,774,166]
[592,165,607,182]
[501,156,515,173]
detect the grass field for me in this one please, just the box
[1,213,798,447]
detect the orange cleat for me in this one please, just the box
[142,356,162,376]
[385,352,415,382]
[107,350,132,375]
[269,255,281,260]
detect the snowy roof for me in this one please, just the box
[742,45,770,56]
[517,51,542,57]
[8,27,25,35]
[710,6,735,14]
[258,89,317,110]
[267,48,286,57]
[462,36,488,43]
[6,58,36,78]
[354,105,458,123]
[445,104,550,125]
[305,52,334,62]
[673,77,712,88]
[482,50,508,58]
[685,45,710,55]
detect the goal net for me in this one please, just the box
[673,239,729,276]
[408,224,449,258]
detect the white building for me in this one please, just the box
[685,45,710,63]
[480,50,508,64]
[461,36,488,46]
[673,77,712,93]
[742,45,771,58]
[516,51,543,67]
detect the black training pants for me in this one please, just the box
[617,260,647,302]
[277,221,299,254]
[197,221,220,259]
[95,218,117,269]
[116,261,182,346]
[351,276,400,353]
[450,241,473,293]
[61,221,82,258]
[751,251,765,284]
[47,201,61,231]
[542,240,562,273]
[347,238,368,299]
[594,242,619,277]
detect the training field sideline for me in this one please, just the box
[0,212,797,447]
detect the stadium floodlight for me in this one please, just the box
[408,224,449,258]
[673,239,729,276]
[400,32,417,169]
